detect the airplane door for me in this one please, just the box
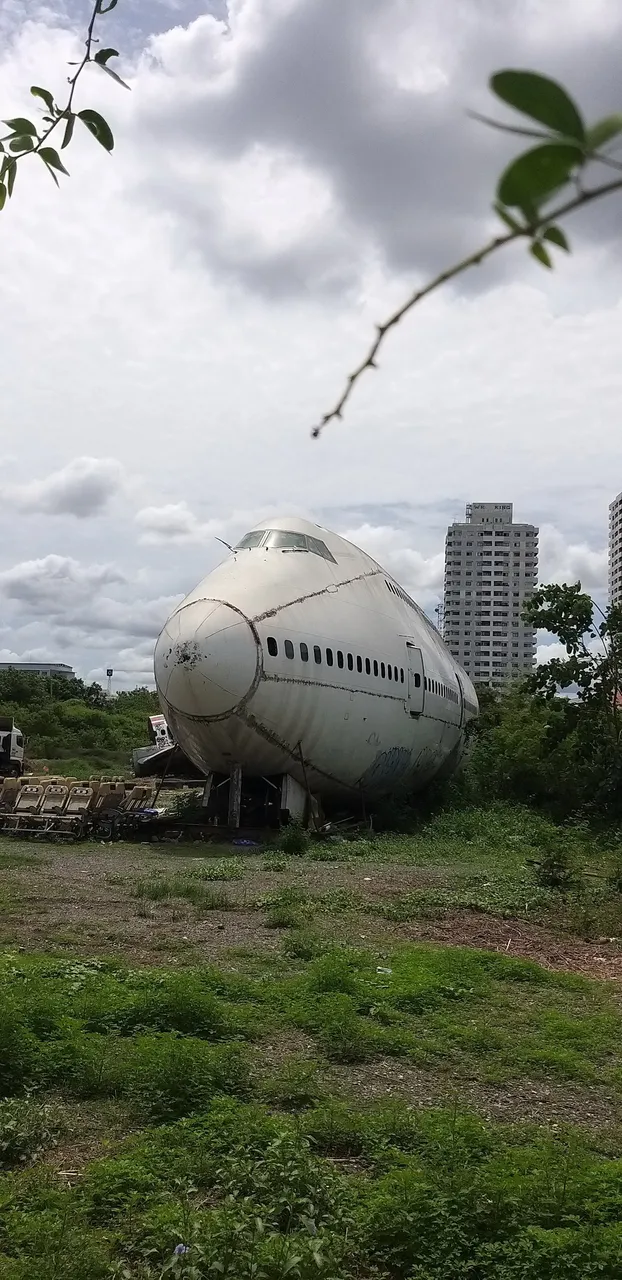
[406,643,425,716]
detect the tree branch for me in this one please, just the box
[312,175,622,438]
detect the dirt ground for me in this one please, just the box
[1,838,621,981]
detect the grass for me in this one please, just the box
[2,1093,622,1277]
[2,802,622,1276]
[133,875,235,911]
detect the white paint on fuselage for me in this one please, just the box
[154,516,478,797]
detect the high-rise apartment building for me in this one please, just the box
[443,502,539,686]
[608,492,622,604]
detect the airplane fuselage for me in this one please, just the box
[154,517,478,798]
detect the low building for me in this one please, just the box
[0,662,76,680]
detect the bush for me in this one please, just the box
[0,1095,61,1168]
[0,1006,39,1096]
[260,1059,324,1111]
[129,1037,251,1122]
[266,905,303,929]
[276,821,310,857]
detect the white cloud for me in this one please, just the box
[2,456,126,519]
[135,501,224,545]
[340,521,444,609]
[0,1,621,686]
[538,524,608,593]
[0,556,126,614]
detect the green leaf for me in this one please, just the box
[7,161,16,197]
[9,136,34,153]
[97,0,118,11]
[491,70,585,143]
[497,142,583,210]
[98,64,131,90]
[0,182,6,212]
[41,160,59,187]
[542,224,570,251]
[78,109,114,152]
[530,241,552,268]
[494,202,523,233]
[61,113,75,150]
[3,117,37,136]
[30,86,55,112]
[39,147,70,177]
[585,114,622,151]
[94,48,119,65]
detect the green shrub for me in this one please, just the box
[197,859,245,882]
[281,932,323,961]
[129,1036,251,1121]
[277,821,310,857]
[260,1058,324,1111]
[0,1005,39,1095]
[262,853,290,872]
[83,973,245,1042]
[265,905,303,929]
[0,1096,61,1168]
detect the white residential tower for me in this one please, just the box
[443,502,538,687]
[608,492,622,604]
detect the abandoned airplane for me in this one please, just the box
[153,517,478,818]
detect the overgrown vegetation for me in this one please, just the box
[0,669,158,768]
[0,943,621,1277]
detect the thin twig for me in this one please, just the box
[1,1,101,166]
[312,175,622,437]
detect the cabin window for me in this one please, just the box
[337,650,344,669]
[388,665,392,681]
[424,676,428,690]
[365,658,371,675]
[381,662,385,678]
[347,653,354,671]
[284,640,294,659]
[400,668,405,683]
[373,659,378,677]
[267,636,278,657]
[394,666,398,682]
[326,648,334,666]
[356,655,363,673]
[314,645,322,664]
[300,642,308,662]
[414,673,421,688]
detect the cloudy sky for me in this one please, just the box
[0,0,620,687]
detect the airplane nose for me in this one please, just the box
[155,600,259,719]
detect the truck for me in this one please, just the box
[0,717,24,777]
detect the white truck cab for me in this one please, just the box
[0,717,24,776]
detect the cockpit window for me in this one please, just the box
[233,529,337,563]
[265,531,308,551]
[234,530,267,549]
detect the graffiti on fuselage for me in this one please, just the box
[357,745,412,791]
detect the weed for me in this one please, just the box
[130,1038,251,1122]
[607,850,622,894]
[260,1058,325,1111]
[533,845,577,891]
[196,859,245,882]
[281,932,323,961]
[265,905,303,929]
[134,876,234,911]
[262,854,290,872]
[0,1094,61,1167]
[276,821,310,857]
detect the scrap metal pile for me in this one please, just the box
[0,776,157,841]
